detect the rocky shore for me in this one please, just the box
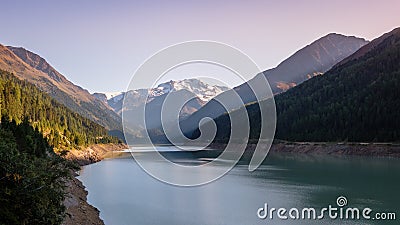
[62,177,105,225]
[60,141,400,225]
[62,143,127,225]
[270,142,400,157]
[210,142,400,158]
[64,143,127,166]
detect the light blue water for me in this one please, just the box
[78,147,400,225]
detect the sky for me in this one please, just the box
[1,0,399,92]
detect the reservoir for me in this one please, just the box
[78,146,400,225]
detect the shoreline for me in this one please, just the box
[209,142,400,158]
[64,143,128,166]
[62,176,105,225]
[62,143,127,225]
[270,142,400,157]
[61,142,400,225]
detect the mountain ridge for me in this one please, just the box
[94,78,229,116]
[176,33,368,139]
[0,44,121,131]
[241,32,369,95]
[335,28,400,67]
[209,27,400,142]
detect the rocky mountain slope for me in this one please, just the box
[264,33,369,93]
[209,27,400,142]
[178,33,368,138]
[0,45,121,131]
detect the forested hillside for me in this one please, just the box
[207,28,400,143]
[177,34,367,141]
[0,70,120,150]
[273,28,400,141]
[0,44,122,132]
[0,119,74,225]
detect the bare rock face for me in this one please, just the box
[63,143,127,166]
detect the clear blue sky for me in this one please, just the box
[1,0,399,92]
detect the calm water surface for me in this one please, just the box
[78,147,400,225]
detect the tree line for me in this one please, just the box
[0,70,120,150]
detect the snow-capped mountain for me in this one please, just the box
[93,79,228,117]
[151,79,228,102]
[104,92,124,100]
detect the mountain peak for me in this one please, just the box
[270,33,368,83]
[176,33,369,140]
[152,79,229,102]
[7,46,67,83]
[322,32,363,39]
[207,27,400,143]
[94,78,229,116]
[323,32,348,38]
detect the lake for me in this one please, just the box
[78,146,400,225]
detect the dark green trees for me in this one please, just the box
[273,29,400,142]
[209,28,400,143]
[0,70,119,150]
[0,118,74,225]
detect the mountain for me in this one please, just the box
[0,45,121,131]
[94,79,228,117]
[209,27,400,142]
[98,79,228,142]
[0,69,119,150]
[244,33,368,95]
[178,33,368,138]
[92,91,124,115]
